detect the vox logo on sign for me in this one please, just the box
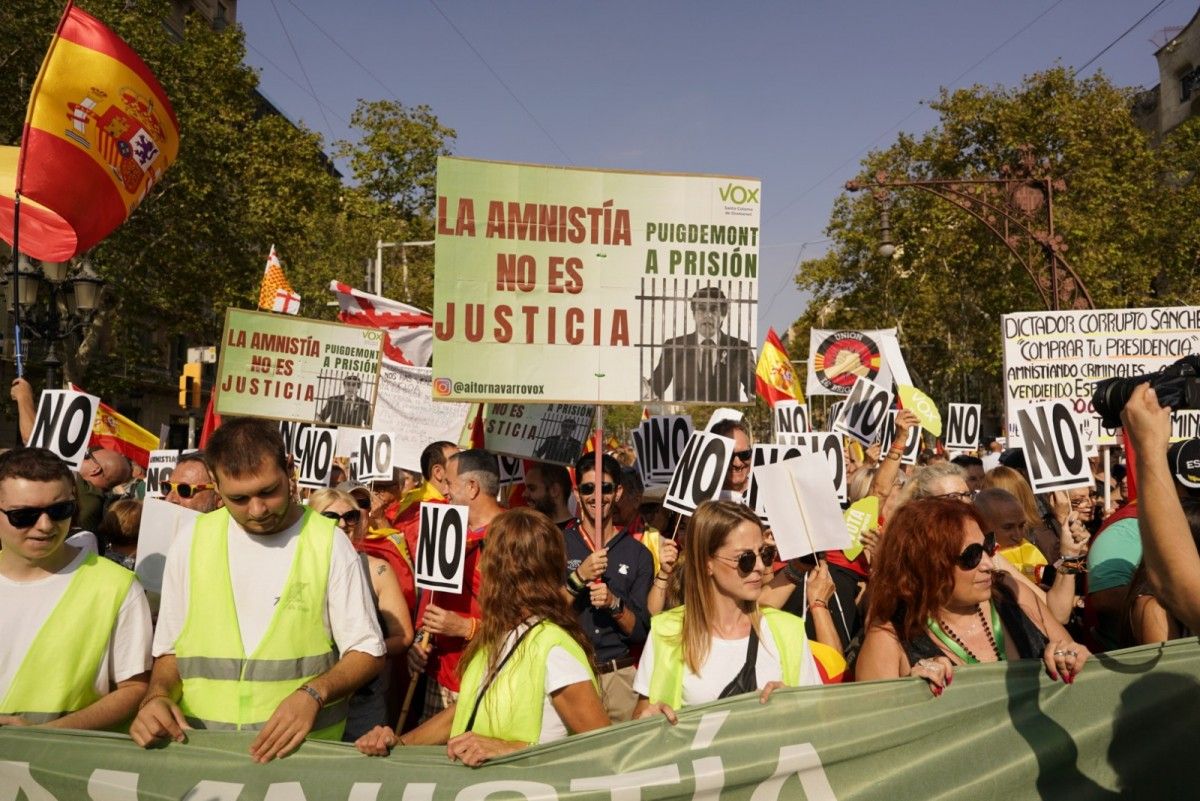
[718,183,760,204]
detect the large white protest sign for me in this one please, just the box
[1001,306,1200,444]
[416,502,470,593]
[372,362,471,472]
[498,455,525,488]
[483,402,592,466]
[355,431,395,483]
[833,376,893,446]
[146,450,181,497]
[806,328,896,397]
[664,431,734,516]
[768,433,848,504]
[135,498,200,601]
[296,426,338,489]
[945,404,982,450]
[1015,400,1092,493]
[29,390,99,470]
[879,411,921,466]
[773,400,810,439]
[635,415,694,484]
[754,453,851,560]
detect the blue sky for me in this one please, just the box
[238,0,1186,336]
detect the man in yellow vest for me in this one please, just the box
[0,447,152,728]
[130,418,385,762]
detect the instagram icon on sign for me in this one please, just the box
[433,377,453,397]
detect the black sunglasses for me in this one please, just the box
[161,481,215,499]
[957,532,998,570]
[715,544,778,576]
[578,481,615,496]
[731,449,753,463]
[320,509,362,526]
[0,500,77,529]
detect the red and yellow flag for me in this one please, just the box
[71,383,158,468]
[754,327,804,409]
[0,3,180,262]
[258,245,301,314]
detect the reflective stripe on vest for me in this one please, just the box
[174,507,345,738]
[1,552,134,723]
[646,606,807,708]
[450,621,595,744]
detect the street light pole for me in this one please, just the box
[845,145,1094,311]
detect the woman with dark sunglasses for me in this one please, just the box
[632,501,829,722]
[309,489,413,739]
[857,498,1089,695]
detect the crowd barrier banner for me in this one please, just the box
[431,157,761,405]
[4,640,1199,800]
[1000,306,1200,445]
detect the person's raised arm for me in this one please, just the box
[1122,384,1200,630]
[871,409,919,500]
[10,378,35,445]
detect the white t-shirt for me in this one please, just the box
[0,547,152,698]
[632,622,786,707]
[480,623,592,744]
[152,513,385,659]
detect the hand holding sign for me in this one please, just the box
[423,604,471,638]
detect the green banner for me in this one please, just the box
[4,640,1199,800]
[432,157,761,405]
[215,308,384,425]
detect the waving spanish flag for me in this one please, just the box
[70,383,158,468]
[754,327,804,409]
[0,2,180,262]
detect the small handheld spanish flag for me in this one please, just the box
[754,327,804,410]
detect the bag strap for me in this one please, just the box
[717,626,760,699]
[465,621,538,732]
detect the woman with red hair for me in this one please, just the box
[856,498,1089,694]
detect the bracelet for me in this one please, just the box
[655,571,672,582]
[809,599,828,610]
[138,692,172,712]
[466,618,479,641]
[567,570,587,592]
[297,683,325,709]
[884,452,902,462]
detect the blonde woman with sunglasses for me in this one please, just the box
[633,501,825,722]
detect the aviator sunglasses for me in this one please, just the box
[577,481,615,496]
[161,481,214,499]
[714,544,778,576]
[957,532,998,570]
[0,500,77,528]
[320,509,362,526]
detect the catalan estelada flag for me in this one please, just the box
[70,383,158,468]
[754,327,804,410]
[258,245,301,315]
[0,3,180,262]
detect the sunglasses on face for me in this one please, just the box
[936,490,975,502]
[714,544,778,576]
[578,482,615,496]
[957,532,998,570]
[0,500,77,529]
[731,449,753,463]
[320,509,362,526]
[161,481,214,499]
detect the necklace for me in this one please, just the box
[928,604,1004,664]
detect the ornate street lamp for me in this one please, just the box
[845,146,1094,311]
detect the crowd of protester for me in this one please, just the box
[3,382,1199,770]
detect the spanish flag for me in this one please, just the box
[0,3,180,262]
[70,383,158,468]
[754,327,804,409]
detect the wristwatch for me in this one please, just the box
[608,596,624,615]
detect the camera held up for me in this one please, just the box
[1091,354,1200,430]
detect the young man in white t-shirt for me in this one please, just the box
[0,447,152,728]
[130,417,385,763]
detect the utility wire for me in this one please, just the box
[1075,0,1173,75]
[269,0,337,142]
[286,0,402,103]
[245,41,350,127]
[425,0,574,165]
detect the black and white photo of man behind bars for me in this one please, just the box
[641,280,756,404]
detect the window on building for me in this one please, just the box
[1181,64,1200,103]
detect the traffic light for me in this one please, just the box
[179,362,202,409]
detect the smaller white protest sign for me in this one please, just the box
[664,431,734,516]
[355,431,396,483]
[945,404,982,450]
[416,502,470,593]
[498,455,525,488]
[879,411,922,466]
[296,426,338,489]
[833,376,893,446]
[1015,400,1092,493]
[879,332,912,387]
[135,498,200,601]
[704,408,744,431]
[769,433,848,504]
[773,400,810,439]
[755,453,851,560]
[29,390,99,470]
[640,415,694,483]
[279,420,311,459]
[826,401,845,431]
[485,402,592,466]
[146,450,181,497]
